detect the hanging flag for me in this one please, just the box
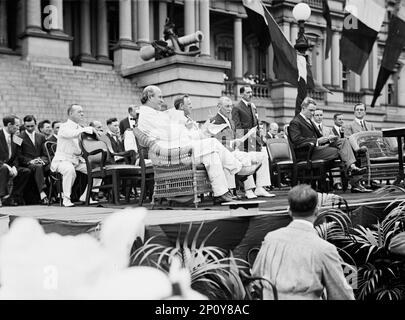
[340,0,386,75]
[242,0,271,48]
[371,0,405,107]
[242,0,314,87]
[322,0,332,59]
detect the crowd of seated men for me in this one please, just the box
[0,88,391,208]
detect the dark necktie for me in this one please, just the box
[318,125,322,135]
[362,121,368,131]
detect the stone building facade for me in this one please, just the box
[0,0,404,129]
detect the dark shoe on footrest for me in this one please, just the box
[213,192,234,205]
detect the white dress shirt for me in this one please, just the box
[52,119,93,165]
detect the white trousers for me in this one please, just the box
[226,148,271,190]
[194,138,242,197]
[51,160,101,200]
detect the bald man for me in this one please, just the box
[50,104,101,207]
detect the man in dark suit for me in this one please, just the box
[38,119,52,140]
[48,121,61,142]
[289,97,370,193]
[18,115,50,204]
[332,113,346,138]
[231,85,264,152]
[0,115,31,207]
[106,118,125,153]
[119,106,138,135]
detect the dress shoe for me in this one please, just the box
[351,184,372,193]
[213,192,234,205]
[79,195,98,205]
[333,183,343,191]
[245,189,258,199]
[254,187,276,198]
[5,198,19,206]
[40,197,50,205]
[63,198,75,207]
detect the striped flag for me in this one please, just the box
[340,0,387,75]
[371,0,405,107]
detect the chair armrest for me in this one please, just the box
[296,142,315,163]
[111,150,137,164]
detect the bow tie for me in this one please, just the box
[129,118,135,121]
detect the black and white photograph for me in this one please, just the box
[0,0,405,306]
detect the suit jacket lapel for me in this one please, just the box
[0,130,8,159]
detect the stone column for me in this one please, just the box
[361,60,369,90]
[369,42,379,89]
[149,1,155,41]
[119,0,132,42]
[315,43,323,84]
[184,0,196,36]
[96,0,111,64]
[78,0,95,64]
[22,0,72,64]
[158,1,168,40]
[26,0,43,32]
[199,0,210,56]
[15,0,26,51]
[290,23,299,46]
[0,0,9,49]
[114,0,139,70]
[354,74,361,91]
[234,16,243,79]
[331,31,340,87]
[137,0,150,46]
[323,30,332,86]
[132,0,138,42]
[48,0,64,34]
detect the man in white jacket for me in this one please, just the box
[51,104,101,207]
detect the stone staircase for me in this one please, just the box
[0,55,140,125]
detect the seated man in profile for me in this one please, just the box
[289,97,370,193]
[252,184,355,300]
[137,86,258,204]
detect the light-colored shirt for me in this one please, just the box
[355,118,368,130]
[252,220,355,300]
[128,116,136,129]
[52,119,93,165]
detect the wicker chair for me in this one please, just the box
[133,128,211,208]
[349,131,401,185]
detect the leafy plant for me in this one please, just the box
[130,223,250,300]
[314,195,405,300]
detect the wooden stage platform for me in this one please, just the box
[0,189,404,236]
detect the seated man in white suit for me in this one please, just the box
[137,86,258,204]
[51,104,101,207]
